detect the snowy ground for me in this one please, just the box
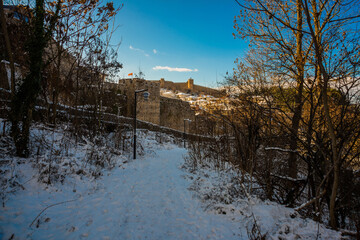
[0,121,342,239]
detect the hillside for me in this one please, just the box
[0,119,341,239]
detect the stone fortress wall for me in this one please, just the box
[118,77,220,132]
[118,78,161,125]
[160,97,195,132]
[150,78,221,97]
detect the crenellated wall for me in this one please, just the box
[153,78,221,96]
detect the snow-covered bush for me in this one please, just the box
[27,123,130,183]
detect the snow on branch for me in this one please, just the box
[264,147,298,153]
[295,190,326,212]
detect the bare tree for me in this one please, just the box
[232,0,360,229]
[10,0,61,157]
[234,0,312,187]
[8,0,122,156]
[301,0,360,228]
[44,0,122,124]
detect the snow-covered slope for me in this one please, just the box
[0,121,341,239]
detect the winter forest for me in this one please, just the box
[1,0,360,239]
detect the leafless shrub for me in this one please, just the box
[247,213,267,240]
[0,159,24,207]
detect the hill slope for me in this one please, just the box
[0,121,341,239]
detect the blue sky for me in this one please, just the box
[112,0,248,87]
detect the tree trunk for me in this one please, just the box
[288,0,305,180]
[285,0,305,206]
[10,0,46,156]
[307,0,339,228]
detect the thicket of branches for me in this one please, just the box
[0,0,123,156]
[183,0,360,232]
[226,0,360,231]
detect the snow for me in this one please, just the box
[0,121,341,239]
[0,88,11,93]
[160,88,177,98]
[2,60,22,91]
[264,147,298,153]
[183,162,341,239]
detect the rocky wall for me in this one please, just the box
[118,78,161,125]
[160,96,195,132]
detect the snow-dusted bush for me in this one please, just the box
[26,123,129,183]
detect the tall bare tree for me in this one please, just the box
[233,0,312,206]
[10,0,61,156]
[45,0,122,124]
[301,0,360,228]
[233,0,360,229]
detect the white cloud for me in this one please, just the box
[129,45,149,57]
[153,66,199,72]
[129,45,138,51]
[153,49,157,54]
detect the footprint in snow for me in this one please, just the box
[86,219,93,226]
[68,226,77,232]
[81,232,89,238]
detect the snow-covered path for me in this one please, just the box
[77,148,243,239]
[1,148,245,240]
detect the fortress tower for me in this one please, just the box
[160,78,165,88]
[187,78,194,91]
